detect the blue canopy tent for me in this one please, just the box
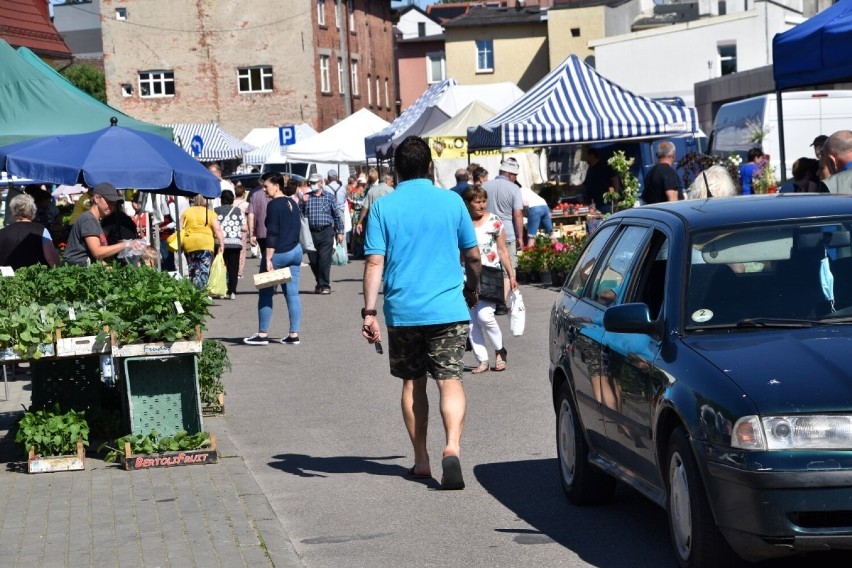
[773,0,852,179]
[467,55,698,150]
[365,78,456,160]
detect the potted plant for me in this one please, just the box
[198,339,231,414]
[550,234,589,287]
[604,150,640,211]
[752,158,778,194]
[15,404,89,473]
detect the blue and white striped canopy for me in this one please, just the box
[365,78,457,159]
[467,55,698,150]
[163,123,255,162]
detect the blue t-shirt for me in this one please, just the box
[365,178,478,326]
[740,162,759,195]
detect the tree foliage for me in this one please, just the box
[61,64,107,104]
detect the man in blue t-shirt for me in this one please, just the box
[362,136,481,491]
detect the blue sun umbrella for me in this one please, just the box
[0,120,220,197]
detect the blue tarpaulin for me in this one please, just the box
[773,0,852,90]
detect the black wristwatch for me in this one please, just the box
[361,308,378,318]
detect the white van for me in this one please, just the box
[710,90,852,178]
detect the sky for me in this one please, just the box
[391,0,431,10]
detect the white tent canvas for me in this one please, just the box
[286,109,390,163]
[243,124,319,166]
[434,82,524,117]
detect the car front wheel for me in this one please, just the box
[665,427,741,568]
[556,382,616,505]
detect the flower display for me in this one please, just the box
[752,156,778,194]
[518,233,589,273]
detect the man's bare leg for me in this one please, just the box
[436,379,466,457]
[401,376,430,476]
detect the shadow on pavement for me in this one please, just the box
[474,458,678,568]
[268,452,432,480]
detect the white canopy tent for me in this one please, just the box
[285,109,390,163]
[242,124,319,166]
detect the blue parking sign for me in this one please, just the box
[279,125,296,146]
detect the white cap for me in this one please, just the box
[500,158,520,175]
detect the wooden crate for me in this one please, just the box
[110,327,202,358]
[202,393,225,417]
[121,435,218,470]
[0,343,55,362]
[27,441,86,474]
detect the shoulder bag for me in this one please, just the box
[479,265,505,302]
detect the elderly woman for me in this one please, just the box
[686,165,738,200]
[462,186,518,373]
[180,194,225,291]
[0,193,60,269]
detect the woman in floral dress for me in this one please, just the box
[462,186,517,374]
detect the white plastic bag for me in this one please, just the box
[509,289,526,336]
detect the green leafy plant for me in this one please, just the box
[549,234,590,272]
[198,339,230,407]
[0,302,57,359]
[604,150,640,210]
[99,430,211,463]
[15,404,89,457]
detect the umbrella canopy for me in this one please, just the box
[0,123,221,197]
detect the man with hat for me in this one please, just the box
[482,158,523,315]
[301,172,344,294]
[64,182,143,266]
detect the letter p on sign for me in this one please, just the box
[279,125,296,147]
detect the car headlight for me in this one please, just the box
[732,415,852,450]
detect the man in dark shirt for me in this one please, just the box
[643,140,682,204]
[581,148,620,213]
[450,168,470,196]
[301,172,344,294]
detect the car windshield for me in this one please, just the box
[686,219,852,330]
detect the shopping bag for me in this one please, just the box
[332,242,348,266]
[207,253,227,297]
[166,232,179,252]
[300,215,316,252]
[509,289,526,336]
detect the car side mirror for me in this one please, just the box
[603,303,662,340]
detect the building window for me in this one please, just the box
[719,1,727,15]
[334,0,341,28]
[350,59,359,96]
[238,66,273,93]
[375,76,380,106]
[138,71,174,98]
[367,74,372,105]
[115,7,127,20]
[317,0,326,26]
[348,1,355,32]
[476,39,493,73]
[320,56,331,93]
[427,52,446,84]
[121,84,132,97]
[571,28,580,37]
[384,78,389,109]
[337,56,344,94]
[417,22,426,37]
[718,43,737,76]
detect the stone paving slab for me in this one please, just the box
[0,367,304,568]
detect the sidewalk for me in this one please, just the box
[0,365,304,568]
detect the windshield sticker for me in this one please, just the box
[692,309,714,323]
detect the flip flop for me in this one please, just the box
[440,455,465,490]
[406,467,432,479]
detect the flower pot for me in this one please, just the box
[539,271,553,287]
[551,270,567,288]
[529,271,542,284]
[515,269,530,285]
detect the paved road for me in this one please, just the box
[208,258,681,568]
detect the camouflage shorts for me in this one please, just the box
[387,321,469,381]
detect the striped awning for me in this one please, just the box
[365,78,457,159]
[467,55,698,150]
[162,123,255,162]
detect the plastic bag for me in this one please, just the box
[207,253,227,297]
[509,289,526,336]
[332,242,348,266]
[300,215,315,252]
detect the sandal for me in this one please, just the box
[494,347,507,372]
[471,362,490,374]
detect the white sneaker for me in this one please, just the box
[229,293,236,300]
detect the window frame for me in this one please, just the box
[475,39,494,73]
[138,70,175,98]
[337,56,344,94]
[319,55,331,93]
[366,73,372,105]
[718,42,737,76]
[426,51,446,84]
[350,59,359,96]
[317,0,326,27]
[237,66,273,94]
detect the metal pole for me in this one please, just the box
[776,90,787,183]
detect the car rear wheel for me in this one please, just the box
[556,383,616,505]
[665,427,742,568]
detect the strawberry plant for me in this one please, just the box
[99,430,210,463]
[198,339,230,408]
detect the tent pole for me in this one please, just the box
[776,91,787,183]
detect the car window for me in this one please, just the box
[565,225,616,297]
[628,231,669,320]
[687,220,852,328]
[588,226,652,307]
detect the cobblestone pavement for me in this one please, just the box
[0,366,304,568]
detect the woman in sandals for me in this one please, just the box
[462,186,517,373]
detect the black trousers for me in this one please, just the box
[307,225,334,289]
[223,248,241,295]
